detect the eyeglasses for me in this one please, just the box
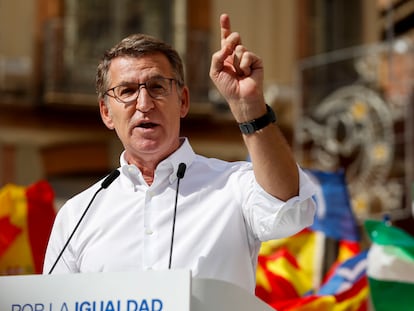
[104,77,177,104]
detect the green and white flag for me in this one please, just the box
[365,219,414,311]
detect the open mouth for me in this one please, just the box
[137,122,157,129]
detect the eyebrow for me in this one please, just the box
[115,74,169,86]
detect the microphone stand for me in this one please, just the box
[168,163,186,269]
[48,170,120,274]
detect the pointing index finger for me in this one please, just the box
[220,14,231,40]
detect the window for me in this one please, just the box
[43,0,172,105]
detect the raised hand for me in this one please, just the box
[209,14,266,123]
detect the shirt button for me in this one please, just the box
[145,228,154,235]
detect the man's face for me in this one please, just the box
[99,53,189,165]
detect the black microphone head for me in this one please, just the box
[101,170,120,189]
[177,163,187,179]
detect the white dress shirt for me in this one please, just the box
[43,138,316,293]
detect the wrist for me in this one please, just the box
[238,104,276,134]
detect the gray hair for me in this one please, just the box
[96,34,184,100]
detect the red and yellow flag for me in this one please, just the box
[0,181,55,275]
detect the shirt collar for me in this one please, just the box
[166,138,195,183]
[120,137,195,186]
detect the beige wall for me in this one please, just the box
[210,0,297,87]
[0,0,35,56]
[0,0,35,94]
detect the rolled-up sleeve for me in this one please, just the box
[244,167,317,241]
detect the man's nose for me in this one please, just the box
[135,87,154,112]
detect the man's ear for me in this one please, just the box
[99,99,115,129]
[179,86,190,118]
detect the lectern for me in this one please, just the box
[0,270,274,311]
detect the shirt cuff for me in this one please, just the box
[249,167,317,241]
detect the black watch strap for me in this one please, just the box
[238,104,276,134]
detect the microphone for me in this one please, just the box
[168,163,186,269]
[101,169,121,189]
[48,169,120,274]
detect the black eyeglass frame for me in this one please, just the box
[104,77,178,104]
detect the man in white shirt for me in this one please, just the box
[43,14,316,293]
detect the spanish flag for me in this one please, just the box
[0,181,55,275]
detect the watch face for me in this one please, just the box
[239,123,256,134]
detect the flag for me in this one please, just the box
[256,244,314,304]
[266,250,369,311]
[256,169,367,309]
[321,239,362,287]
[316,250,369,311]
[308,170,359,242]
[258,227,324,288]
[307,169,361,285]
[365,219,414,311]
[0,180,55,274]
[318,250,368,296]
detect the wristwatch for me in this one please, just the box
[238,104,276,134]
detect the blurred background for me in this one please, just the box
[0,0,413,241]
